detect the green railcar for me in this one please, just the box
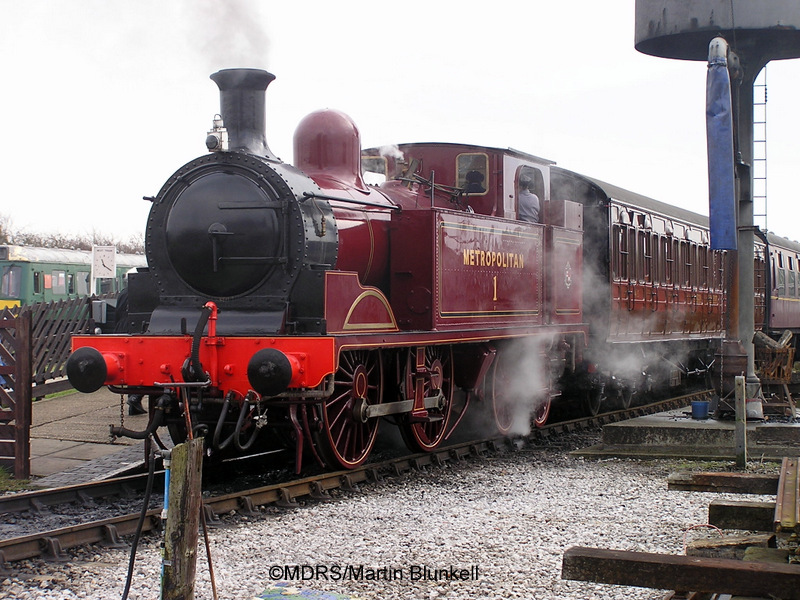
[0,245,146,308]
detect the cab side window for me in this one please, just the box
[361,156,387,185]
[456,153,488,195]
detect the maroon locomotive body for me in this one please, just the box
[68,69,588,470]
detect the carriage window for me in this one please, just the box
[639,231,652,283]
[627,227,636,282]
[713,249,721,288]
[777,268,786,296]
[456,153,488,195]
[672,240,680,285]
[33,271,42,294]
[772,254,777,289]
[67,273,75,295]
[699,247,709,289]
[680,242,692,287]
[653,235,660,276]
[612,225,628,280]
[1,265,21,298]
[52,270,66,295]
[789,270,796,297]
[77,271,90,295]
[754,248,766,294]
[661,237,673,284]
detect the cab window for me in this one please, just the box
[361,156,387,185]
[516,166,544,223]
[456,153,488,195]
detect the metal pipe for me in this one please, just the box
[212,393,235,451]
[110,395,170,440]
[233,397,261,451]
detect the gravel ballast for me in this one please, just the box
[0,438,777,599]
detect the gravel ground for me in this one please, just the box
[0,434,780,600]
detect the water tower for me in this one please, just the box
[635,0,800,405]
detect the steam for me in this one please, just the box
[188,0,271,70]
[492,337,553,437]
[363,145,406,185]
[379,144,404,161]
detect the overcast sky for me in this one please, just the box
[2,1,798,242]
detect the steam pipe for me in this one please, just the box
[212,392,236,451]
[183,303,213,383]
[110,394,171,440]
[233,396,261,451]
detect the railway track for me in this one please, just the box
[0,390,706,568]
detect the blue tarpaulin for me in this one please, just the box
[706,39,737,250]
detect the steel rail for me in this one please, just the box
[0,471,159,516]
[0,391,709,566]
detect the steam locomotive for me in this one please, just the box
[66,68,799,471]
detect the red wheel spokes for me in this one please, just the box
[318,350,382,468]
[401,346,454,451]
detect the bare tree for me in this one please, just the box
[0,214,11,245]
[0,217,144,254]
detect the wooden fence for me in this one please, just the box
[0,297,97,478]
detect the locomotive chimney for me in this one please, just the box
[209,68,278,160]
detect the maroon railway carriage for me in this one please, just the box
[67,69,588,471]
[549,169,731,413]
[763,231,800,337]
[753,232,800,395]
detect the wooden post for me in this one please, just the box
[734,375,747,468]
[161,438,204,600]
[14,308,32,480]
[561,546,800,598]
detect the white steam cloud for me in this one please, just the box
[491,337,554,437]
[188,0,271,71]
[379,144,405,161]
